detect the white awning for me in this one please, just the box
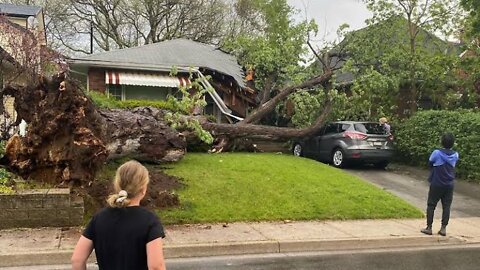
[105,71,190,87]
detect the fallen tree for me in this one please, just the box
[1,74,186,185]
[0,69,332,185]
[0,36,337,186]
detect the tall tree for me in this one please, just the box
[364,0,461,114]
[1,1,339,183]
[461,0,480,37]
[5,0,230,54]
[222,0,317,109]
[459,0,480,106]
[345,0,463,116]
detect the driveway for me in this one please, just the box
[346,164,480,218]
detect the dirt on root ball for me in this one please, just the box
[82,169,183,213]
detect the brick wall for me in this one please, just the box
[0,189,84,229]
[88,68,106,93]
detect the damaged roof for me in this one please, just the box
[72,39,246,88]
[0,3,42,18]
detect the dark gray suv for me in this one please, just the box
[292,121,394,168]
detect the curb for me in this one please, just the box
[0,251,74,268]
[0,235,465,267]
[165,235,465,258]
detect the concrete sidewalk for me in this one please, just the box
[1,217,480,267]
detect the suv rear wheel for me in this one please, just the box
[332,148,346,168]
[293,143,303,157]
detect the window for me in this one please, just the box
[354,123,385,135]
[341,124,350,132]
[107,85,123,100]
[124,85,172,100]
[169,88,184,100]
[324,123,339,135]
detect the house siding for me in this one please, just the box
[224,93,247,118]
[88,68,105,93]
[8,17,26,28]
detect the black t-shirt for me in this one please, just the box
[83,206,165,270]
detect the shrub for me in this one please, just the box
[86,91,186,113]
[0,141,14,194]
[395,110,480,181]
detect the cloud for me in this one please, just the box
[288,0,372,42]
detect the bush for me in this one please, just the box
[395,110,480,181]
[0,141,14,194]
[87,91,187,113]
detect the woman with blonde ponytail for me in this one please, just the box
[71,160,166,270]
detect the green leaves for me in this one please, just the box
[461,0,480,37]
[223,0,315,91]
[396,110,480,181]
[344,3,462,116]
[0,140,13,193]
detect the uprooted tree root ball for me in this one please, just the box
[0,74,186,186]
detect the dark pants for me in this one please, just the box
[426,185,454,227]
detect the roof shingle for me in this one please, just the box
[0,3,42,17]
[73,39,246,87]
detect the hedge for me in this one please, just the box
[87,91,187,113]
[395,110,480,182]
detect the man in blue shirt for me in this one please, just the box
[421,133,459,236]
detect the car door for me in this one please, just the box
[306,126,326,159]
[301,126,323,158]
[317,123,340,161]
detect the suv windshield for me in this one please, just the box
[354,123,385,135]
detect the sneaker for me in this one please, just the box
[421,227,432,235]
[438,226,447,236]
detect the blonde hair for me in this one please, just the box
[379,117,388,124]
[106,160,150,208]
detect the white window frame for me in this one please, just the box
[107,84,125,101]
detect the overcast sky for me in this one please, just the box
[287,0,372,45]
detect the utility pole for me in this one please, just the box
[90,19,94,54]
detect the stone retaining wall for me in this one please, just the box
[0,189,84,229]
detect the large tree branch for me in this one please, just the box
[240,70,333,124]
[203,100,332,139]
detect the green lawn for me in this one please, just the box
[159,153,423,224]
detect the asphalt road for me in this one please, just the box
[4,245,480,270]
[346,164,480,217]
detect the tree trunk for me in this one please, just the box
[260,74,275,105]
[202,101,332,138]
[0,68,334,185]
[1,74,186,185]
[407,16,418,115]
[241,70,333,124]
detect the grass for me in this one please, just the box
[159,153,423,224]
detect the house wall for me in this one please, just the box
[0,18,42,74]
[7,17,26,28]
[88,68,106,93]
[6,14,46,46]
[36,12,46,45]
[223,92,247,118]
[86,67,254,121]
